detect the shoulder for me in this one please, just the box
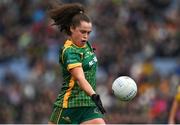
[62,46,75,54]
[62,40,76,54]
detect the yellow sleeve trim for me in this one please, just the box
[67,63,82,71]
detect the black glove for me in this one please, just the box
[91,94,106,114]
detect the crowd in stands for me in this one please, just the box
[0,0,179,123]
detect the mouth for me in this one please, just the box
[81,40,87,43]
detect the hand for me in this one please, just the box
[91,94,106,114]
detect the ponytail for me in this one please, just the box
[48,3,91,35]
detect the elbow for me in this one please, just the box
[73,73,85,81]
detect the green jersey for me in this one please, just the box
[54,40,97,108]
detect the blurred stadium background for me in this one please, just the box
[0,0,180,124]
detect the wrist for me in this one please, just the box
[90,92,96,97]
[91,94,99,101]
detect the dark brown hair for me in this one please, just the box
[49,3,91,35]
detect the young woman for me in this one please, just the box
[48,3,106,124]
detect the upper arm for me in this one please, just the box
[69,66,85,81]
[62,48,82,71]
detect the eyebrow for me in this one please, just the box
[80,30,92,33]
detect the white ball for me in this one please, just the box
[112,76,137,101]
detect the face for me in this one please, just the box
[70,21,92,47]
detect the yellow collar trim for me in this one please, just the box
[65,39,86,48]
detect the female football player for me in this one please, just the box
[48,2,106,124]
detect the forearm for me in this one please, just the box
[77,78,96,96]
[69,67,95,96]
[69,67,106,114]
[169,111,175,123]
[169,100,178,123]
[77,77,106,114]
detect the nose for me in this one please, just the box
[83,33,88,41]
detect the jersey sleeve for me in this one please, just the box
[62,47,82,71]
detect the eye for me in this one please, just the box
[87,31,91,35]
[80,30,91,35]
[80,30,86,34]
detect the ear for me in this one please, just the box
[70,26,75,33]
